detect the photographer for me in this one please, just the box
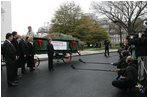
[128,32,147,58]
[128,31,147,82]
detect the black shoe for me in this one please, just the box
[8,82,18,87]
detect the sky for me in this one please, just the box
[5,0,143,35]
[11,0,93,35]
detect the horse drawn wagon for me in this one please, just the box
[33,37,81,67]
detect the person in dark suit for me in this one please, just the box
[3,33,18,86]
[11,31,21,79]
[47,39,54,71]
[11,31,20,57]
[19,35,29,74]
[104,40,110,57]
[27,36,35,71]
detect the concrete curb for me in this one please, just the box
[37,50,118,61]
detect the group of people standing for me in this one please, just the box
[2,26,35,87]
[2,26,55,87]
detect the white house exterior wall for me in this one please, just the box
[1,1,12,41]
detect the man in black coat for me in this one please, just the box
[11,31,21,79]
[3,33,18,86]
[19,35,28,74]
[11,31,20,58]
[104,40,110,57]
[47,39,54,71]
[27,36,35,71]
[112,56,138,89]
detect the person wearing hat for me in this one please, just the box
[47,38,54,71]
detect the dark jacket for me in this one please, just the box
[19,39,29,57]
[104,40,110,49]
[11,38,20,56]
[113,57,127,69]
[3,40,17,63]
[27,42,35,56]
[129,37,147,56]
[47,43,54,55]
[27,42,35,67]
[121,63,138,85]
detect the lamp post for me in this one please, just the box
[113,20,122,43]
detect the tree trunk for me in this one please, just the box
[119,25,122,43]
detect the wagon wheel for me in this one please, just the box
[64,53,72,62]
[34,56,40,68]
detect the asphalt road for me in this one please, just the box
[1,53,143,97]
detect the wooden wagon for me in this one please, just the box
[33,37,81,67]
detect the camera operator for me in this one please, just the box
[128,32,147,58]
[128,30,147,82]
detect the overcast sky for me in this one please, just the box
[11,0,93,35]
[8,0,142,35]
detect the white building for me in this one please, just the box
[98,18,127,44]
[36,22,50,37]
[1,1,12,41]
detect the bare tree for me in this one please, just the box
[91,1,147,34]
